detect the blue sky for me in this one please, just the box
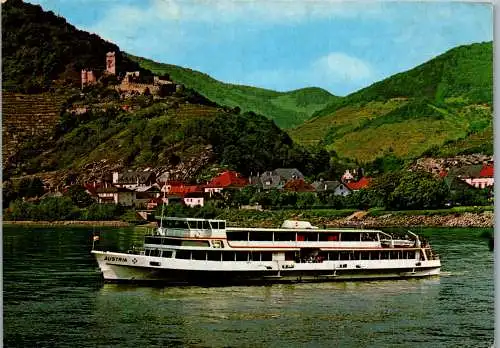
[28,0,492,96]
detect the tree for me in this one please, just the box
[17,177,45,199]
[367,171,402,208]
[296,192,319,209]
[84,203,124,220]
[66,185,95,208]
[2,180,18,209]
[37,196,80,221]
[390,171,449,209]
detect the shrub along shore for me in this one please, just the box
[3,209,493,228]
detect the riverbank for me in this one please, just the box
[3,211,493,228]
[324,211,493,229]
[2,220,137,227]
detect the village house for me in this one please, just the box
[461,162,494,189]
[112,170,156,190]
[340,168,371,191]
[283,179,315,192]
[204,170,248,195]
[95,186,135,206]
[161,182,202,196]
[345,177,372,191]
[134,184,161,208]
[183,192,205,207]
[250,172,282,190]
[312,180,352,196]
[250,168,305,190]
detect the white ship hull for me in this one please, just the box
[92,250,441,284]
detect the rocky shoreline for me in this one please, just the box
[323,211,493,229]
[3,211,493,228]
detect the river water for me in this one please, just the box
[3,226,494,347]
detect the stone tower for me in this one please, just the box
[81,69,88,89]
[106,51,116,75]
[81,69,96,89]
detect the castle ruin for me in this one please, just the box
[106,51,116,75]
[80,51,178,96]
[81,69,96,89]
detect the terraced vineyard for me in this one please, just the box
[128,54,339,129]
[289,99,407,145]
[291,42,493,162]
[2,92,66,166]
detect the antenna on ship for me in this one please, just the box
[159,173,168,235]
[160,192,165,231]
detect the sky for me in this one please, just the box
[27,0,492,96]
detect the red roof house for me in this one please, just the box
[479,163,494,178]
[169,185,202,195]
[345,177,372,191]
[205,171,249,189]
[283,179,315,192]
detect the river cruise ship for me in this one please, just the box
[91,217,441,284]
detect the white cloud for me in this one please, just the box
[88,0,386,28]
[237,52,375,95]
[313,52,373,82]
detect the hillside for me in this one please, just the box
[290,41,493,162]
[128,54,339,129]
[2,0,148,92]
[7,88,329,184]
[2,92,66,167]
[2,0,331,184]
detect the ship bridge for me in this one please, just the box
[155,216,227,238]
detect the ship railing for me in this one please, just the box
[164,228,213,238]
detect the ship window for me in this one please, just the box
[235,251,249,261]
[227,231,248,240]
[191,250,207,260]
[223,252,235,261]
[328,251,339,260]
[339,251,350,260]
[319,233,339,241]
[260,252,272,261]
[166,220,189,229]
[145,249,151,256]
[249,231,272,241]
[353,251,361,260]
[150,249,161,257]
[408,251,416,259]
[219,222,226,229]
[202,221,211,230]
[207,251,222,261]
[181,240,210,247]
[380,251,390,260]
[361,233,376,241]
[176,251,191,259]
[145,236,162,244]
[390,251,399,259]
[297,233,316,242]
[341,233,361,241]
[163,238,182,246]
[361,251,370,260]
[162,250,173,258]
[274,232,295,242]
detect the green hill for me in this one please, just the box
[2,0,331,183]
[2,0,149,92]
[127,54,339,129]
[290,41,493,162]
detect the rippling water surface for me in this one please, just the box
[3,226,494,347]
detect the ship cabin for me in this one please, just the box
[139,218,432,263]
